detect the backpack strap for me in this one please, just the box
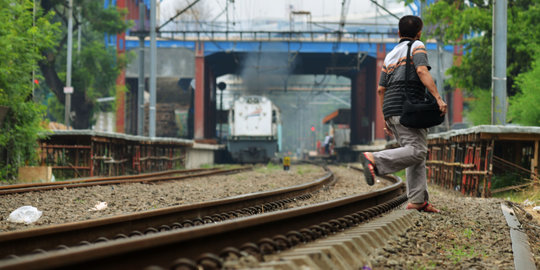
[403,40,415,102]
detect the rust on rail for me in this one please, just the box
[0,167,249,195]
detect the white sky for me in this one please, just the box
[159,0,408,25]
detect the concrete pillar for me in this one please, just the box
[194,42,206,139]
[452,89,464,123]
[204,69,216,139]
[351,65,370,144]
[374,44,386,140]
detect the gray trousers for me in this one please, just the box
[372,116,429,204]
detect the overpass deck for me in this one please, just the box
[125,30,455,57]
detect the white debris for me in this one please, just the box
[533,206,540,213]
[89,201,108,211]
[523,199,534,206]
[8,206,42,224]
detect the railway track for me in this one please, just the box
[0,167,249,195]
[0,165,406,270]
[0,165,334,260]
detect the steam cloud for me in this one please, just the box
[239,52,297,94]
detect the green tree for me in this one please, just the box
[0,0,59,181]
[417,0,540,125]
[508,50,540,125]
[38,0,131,129]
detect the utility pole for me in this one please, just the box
[217,82,226,143]
[64,0,74,128]
[144,0,201,137]
[492,0,507,125]
[149,0,157,137]
[137,3,145,136]
[436,39,449,129]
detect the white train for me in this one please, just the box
[227,95,282,163]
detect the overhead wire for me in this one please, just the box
[369,0,400,20]
[179,0,227,51]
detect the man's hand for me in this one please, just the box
[384,122,393,137]
[436,97,447,116]
[417,66,448,116]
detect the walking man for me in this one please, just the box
[323,133,332,155]
[361,15,447,213]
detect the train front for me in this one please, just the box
[227,96,280,163]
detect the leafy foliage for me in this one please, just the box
[463,88,492,125]
[47,41,129,126]
[0,1,60,181]
[508,50,540,125]
[38,0,132,129]
[491,172,528,190]
[418,0,540,125]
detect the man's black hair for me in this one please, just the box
[399,15,423,38]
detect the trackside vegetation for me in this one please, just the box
[0,0,59,181]
[414,0,539,125]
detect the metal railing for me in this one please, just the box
[130,30,399,43]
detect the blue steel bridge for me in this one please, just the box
[126,30,453,57]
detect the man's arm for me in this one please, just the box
[377,85,392,136]
[377,85,386,116]
[416,66,448,115]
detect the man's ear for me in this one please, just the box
[416,30,422,40]
[398,30,402,38]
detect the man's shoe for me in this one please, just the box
[406,202,441,213]
[361,152,377,186]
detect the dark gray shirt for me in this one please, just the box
[379,40,431,119]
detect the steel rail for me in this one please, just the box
[0,172,404,270]
[0,168,215,190]
[0,167,244,195]
[0,168,334,258]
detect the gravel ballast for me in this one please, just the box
[371,188,518,269]
[1,163,539,269]
[1,165,328,232]
[269,165,540,269]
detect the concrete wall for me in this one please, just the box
[18,166,53,183]
[185,143,223,169]
[126,47,195,78]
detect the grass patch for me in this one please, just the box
[254,162,281,174]
[296,165,314,176]
[200,164,240,170]
[446,244,479,264]
[411,261,439,270]
[217,164,239,170]
[440,228,486,265]
[74,198,85,204]
[463,228,473,239]
[199,164,215,169]
[393,170,406,180]
[491,172,528,190]
[266,162,281,170]
[492,186,540,204]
